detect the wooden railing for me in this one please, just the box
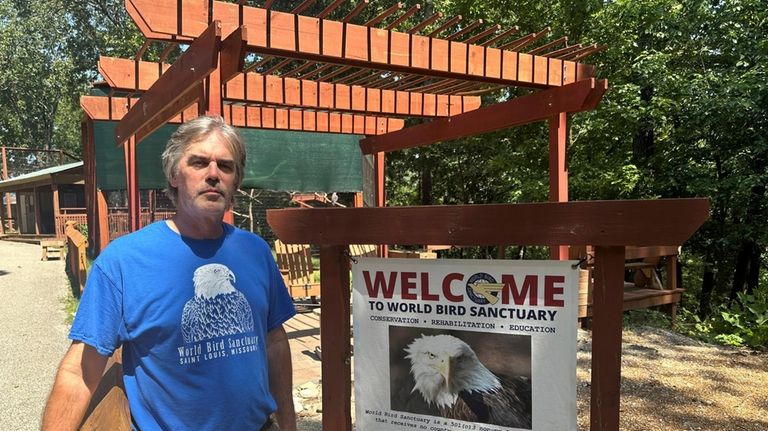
[55,208,87,240]
[108,210,175,240]
[572,245,682,321]
[64,221,88,293]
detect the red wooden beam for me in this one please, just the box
[124,137,141,232]
[359,78,607,154]
[98,57,482,118]
[318,245,352,431]
[266,198,710,246]
[126,0,597,89]
[115,20,222,145]
[81,95,405,135]
[549,112,569,260]
[220,25,248,82]
[591,245,626,431]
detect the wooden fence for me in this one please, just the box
[64,221,88,293]
[55,208,88,240]
[108,210,174,240]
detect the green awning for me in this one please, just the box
[93,121,363,192]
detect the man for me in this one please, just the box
[42,116,297,430]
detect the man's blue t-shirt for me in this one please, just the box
[70,221,296,430]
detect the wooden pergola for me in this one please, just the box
[75,2,706,431]
[82,0,607,256]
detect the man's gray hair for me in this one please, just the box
[161,116,246,205]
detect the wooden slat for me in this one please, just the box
[407,12,441,34]
[98,57,483,117]
[624,245,679,260]
[385,4,420,31]
[222,105,405,135]
[81,95,404,135]
[621,288,683,310]
[363,2,402,27]
[115,20,221,145]
[359,78,607,154]
[126,0,595,89]
[267,199,710,246]
[426,15,462,37]
[340,0,369,22]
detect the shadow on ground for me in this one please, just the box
[297,417,322,431]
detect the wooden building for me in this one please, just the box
[0,161,85,239]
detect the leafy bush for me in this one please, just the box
[678,292,768,350]
[76,223,88,238]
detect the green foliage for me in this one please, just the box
[679,292,768,350]
[0,0,144,157]
[61,289,79,325]
[76,223,88,239]
[385,0,767,348]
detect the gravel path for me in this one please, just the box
[0,240,72,431]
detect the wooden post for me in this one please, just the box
[124,136,141,232]
[665,254,679,325]
[374,152,387,257]
[83,118,95,251]
[590,245,626,431]
[97,190,110,252]
[319,245,352,431]
[1,147,12,233]
[0,193,4,235]
[146,189,155,223]
[375,152,385,208]
[33,186,41,235]
[549,112,569,260]
[52,184,61,239]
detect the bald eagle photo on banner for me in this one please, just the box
[397,332,532,429]
[181,263,255,343]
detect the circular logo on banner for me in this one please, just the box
[466,272,503,305]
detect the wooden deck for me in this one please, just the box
[580,283,684,319]
[284,309,323,385]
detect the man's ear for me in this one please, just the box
[170,175,178,188]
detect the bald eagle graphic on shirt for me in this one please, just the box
[181,264,255,343]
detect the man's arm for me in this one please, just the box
[41,341,109,431]
[266,325,296,431]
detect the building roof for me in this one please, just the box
[0,161,83,192]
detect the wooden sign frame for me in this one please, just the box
[267,198,710,431]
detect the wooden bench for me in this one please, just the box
[349,243,377,258]
[575,245,682,321]
[274,239,321,300]
[40,239,66,261]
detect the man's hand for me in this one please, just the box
[267,326,297,431]
[41,341,108,431]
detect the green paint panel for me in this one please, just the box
[93,121,363,192]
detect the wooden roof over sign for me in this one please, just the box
[81,0,607,142]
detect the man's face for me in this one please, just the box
[170,132,237,218]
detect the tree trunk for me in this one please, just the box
[746,242,760,296]
[699,268,715,318]
[420,165,432,205]
[632,85,655,162]
[730,242,750,302]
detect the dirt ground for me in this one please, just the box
[576,326,768,431]
[296,326,768,431]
